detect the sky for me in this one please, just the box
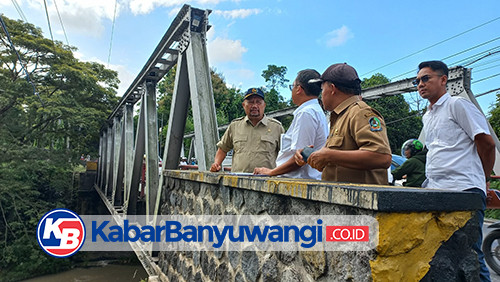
[1,0,500,116]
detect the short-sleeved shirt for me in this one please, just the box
[217,115,284,173]
[276,99,328,179]
[422,93,490,194]
[322,95,391,184]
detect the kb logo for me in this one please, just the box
[37,209,85,258]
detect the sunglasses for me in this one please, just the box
[412,74,442,86]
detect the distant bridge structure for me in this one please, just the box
[93,4,500,279]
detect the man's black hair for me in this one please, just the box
[418,60,449,77]
[296,69,322,97]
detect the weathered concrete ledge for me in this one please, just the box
[159,170,482,281]
[164,170,483,212]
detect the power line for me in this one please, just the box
[11,0,27,22]
[442,37,500,62]
[0,14,43,106]
[362,16,500,77]
[390,39,500,80]
[472,72,500,84]
[475,87,500,98]
[449,46,500,66]
[463,50,500,66]
[107,0,118,67]
[474,63,500,73]
[43,0,54,41]
[386,113,422,125]
[53,0,69,46]
[472,57,500,68]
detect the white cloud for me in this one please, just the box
[129,0,184,15]
[206,25,216,41]
[223,68,254,90]
[23,0,120,37]
[112,65,136,97]
[322,25,353,47]
[213,8,262,19]
[79,56,134,97]
[55,6,106,37]
[168,6,182,18]
[208,37,247,64]
[231,68,254,80]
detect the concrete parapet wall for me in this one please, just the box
[158,171,482,281]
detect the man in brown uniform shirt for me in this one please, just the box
[210,88,284,173]
[295,63,391,184]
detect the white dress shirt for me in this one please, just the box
[276,99,328,179]
[422,93,490,194]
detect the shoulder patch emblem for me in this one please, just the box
[369,117,382,131]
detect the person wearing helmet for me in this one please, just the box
[391,139,427,187]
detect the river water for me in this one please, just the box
[23,264,148,282]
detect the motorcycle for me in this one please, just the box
[484,221,500,275]
[482,176,500,275]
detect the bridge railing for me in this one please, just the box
[96,5,218,224]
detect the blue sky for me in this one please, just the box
[1,0,499,116]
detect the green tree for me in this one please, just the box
[362,73,423,154]
[489,93,500,138]
[0,16,118,280]
[261,65,290,112]
[0,17,118,156]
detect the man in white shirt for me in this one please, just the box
[417,60,495,282]
[253,69,328,179]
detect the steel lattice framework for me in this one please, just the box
[97,5,217,221]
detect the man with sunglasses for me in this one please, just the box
[295,63,392,184]
[417,60,495,281]
[253,69,328,179]
[210,87,284,173]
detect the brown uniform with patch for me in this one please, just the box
[322,95,391,184]
[217,115,284,173]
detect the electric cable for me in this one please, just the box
[472,57,500,68]
[475,88,500,98]
[385,113,423,125]
[107,0,118,67]
[0,14,43,106]
[362,16,500,77]
[390,40,500,80]
[471,72,500,84]
[43,0,54,41]
[463,50,500,66]
[474,63,500,73]
[448,46,500,67]
[11,0,27,22]
[53,0,69,45]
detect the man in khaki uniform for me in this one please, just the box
[295,63,391,184]
[210,88,284,173]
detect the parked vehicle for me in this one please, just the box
[484,220,500,275]
[482,175,500,274]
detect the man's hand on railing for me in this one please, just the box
[210,162,221,172]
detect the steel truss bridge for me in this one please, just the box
[94,4,500,279]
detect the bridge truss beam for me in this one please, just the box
[97,4,218,226]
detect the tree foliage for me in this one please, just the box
[489,94,500,138]
[261,65,291,113]
[262,65,289,90]
[0,16,118,280]
[362,73,423,154]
